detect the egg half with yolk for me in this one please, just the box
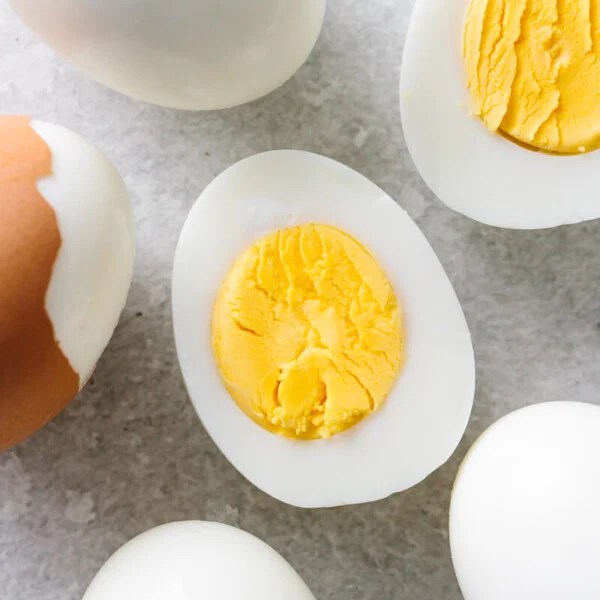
[172,150,475,508]
[82,521,315,600]
[400,0,600,228]
[0,116,135,451]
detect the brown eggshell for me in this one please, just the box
[0,115,79,452]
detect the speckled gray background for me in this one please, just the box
[1,1,600,599]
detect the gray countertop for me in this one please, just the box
[1,1,600,599]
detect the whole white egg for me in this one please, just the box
[82,521,315,600]
[172,150,475,508]
[450,401,600,600]
[8,0,326,110]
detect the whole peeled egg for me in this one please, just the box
[82,521,315,600]
[450,402,600,600]
[0,116,135,451]
[8,0,327,110]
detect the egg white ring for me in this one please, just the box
[82,521,315,600]
[172,150,475,508]
[32,121,136,387]
[400,0,600,230]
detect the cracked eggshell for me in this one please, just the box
[82,521,316,600]
[9,0,326,111]
[400,0,600,229]
[172,150,475,508]
[0,118,135,451]
[450,402,600,600]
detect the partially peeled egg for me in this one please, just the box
[172,150,475,508]
[0,116,135,451]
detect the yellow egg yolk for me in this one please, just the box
[463,0,600,153]
[211,224,404,440]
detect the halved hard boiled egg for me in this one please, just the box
[400,0,600,229]
[82,521,315,600]
[450,402,600,600]
[9,0,326,110]
[172,150,475,508]
[0,116,135,451]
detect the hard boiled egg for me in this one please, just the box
[450,401,600,600]
[82,521,315,600]
[400,0,600,229]
[172,150,475,508]
[9,0,326,110]
[0,116,135,451]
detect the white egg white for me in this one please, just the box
[400,0,600,229]
[9,0,326,110]
[172,150,475,508]
[33,120,135,386]
[82,521,315,600]
[450,401,600,600]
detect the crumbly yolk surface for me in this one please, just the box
[463,0,600,153]
[211,224,404,440]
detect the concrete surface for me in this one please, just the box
[1,1,599,599]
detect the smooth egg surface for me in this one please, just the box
[450,402,600,600]
[82,521,316,600]
[0,116,135,451]
[9,0,326,110]
[400,0,600,228]
[172,150,475,508]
